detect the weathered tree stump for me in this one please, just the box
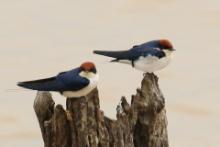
[34,73,169,147]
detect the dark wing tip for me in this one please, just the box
[17,81,30,89]
[17,82,24,87]
[93,50,102,54]
[93,50,110,57]
[17,80,37,90]
[93,50,130,60]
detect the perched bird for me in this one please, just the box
[17,62,98,98]
[94,39,175,73]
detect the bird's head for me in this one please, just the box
[146,39,175,52]
[159,39,175,51]
[79,61,97,78]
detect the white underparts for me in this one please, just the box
[62,72,98,98]
[117,50,173,73]
[134,50,173,73]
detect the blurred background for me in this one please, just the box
[0,0,220,146]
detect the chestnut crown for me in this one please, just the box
[159,39,174,51]
[80,62,97,73]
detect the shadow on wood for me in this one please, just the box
[34,73,169,147]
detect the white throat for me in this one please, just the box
[163,49,173,56]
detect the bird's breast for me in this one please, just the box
[134,54,173,73]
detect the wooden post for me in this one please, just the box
[34,73,169,147]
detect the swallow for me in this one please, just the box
[93,39,175,73]
[17,62,98,98]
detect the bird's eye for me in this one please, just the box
[91,68,97,73]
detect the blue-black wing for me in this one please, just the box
[93,45,165,61]
[93,50,132,61]
[130,47,165,60]
[17,68,89,91]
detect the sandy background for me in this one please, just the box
[0,0,220,146]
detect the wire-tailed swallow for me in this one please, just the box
[17,62,98,98]
[93,39,175,73]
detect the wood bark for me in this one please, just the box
[34,73,169,147]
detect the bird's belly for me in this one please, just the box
[134,55,172,73]
[62,77,98,98]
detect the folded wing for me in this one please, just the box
[94,47,165,61]
[93,50,133,60]
[17,68,89,91]
[140,48,165,59]
[17,77,64,91]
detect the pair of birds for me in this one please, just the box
[18,39,175,98]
